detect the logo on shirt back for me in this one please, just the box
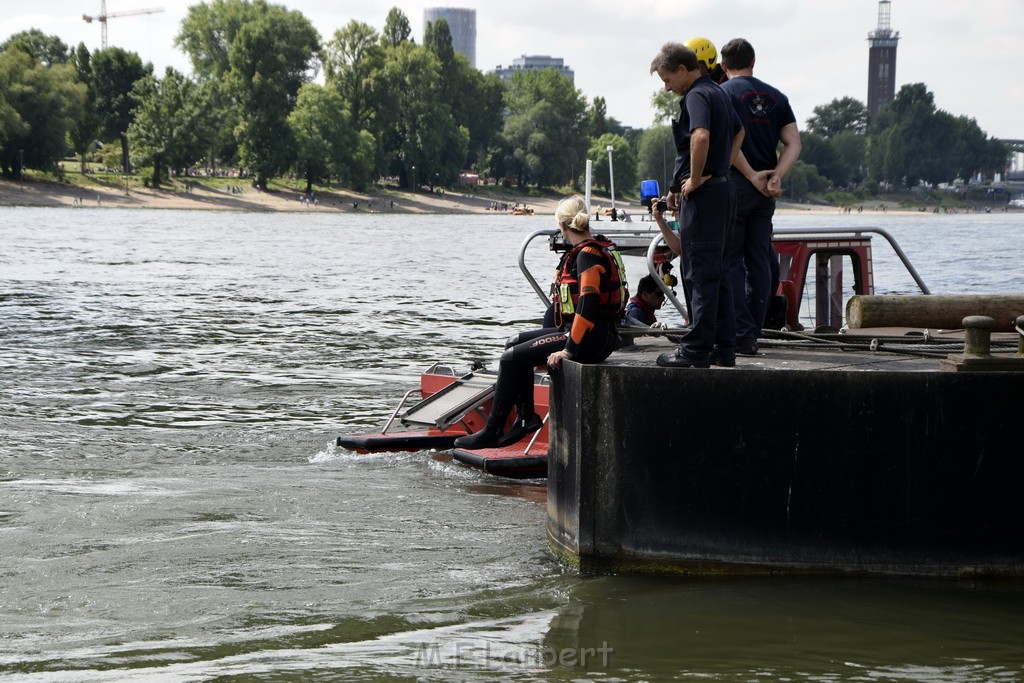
[746,92,776,118]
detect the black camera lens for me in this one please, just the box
[656,199,667,212]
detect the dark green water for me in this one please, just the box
[1,207,1022,681]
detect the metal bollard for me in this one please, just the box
[962,315,995,357]
[941,314,1024,372]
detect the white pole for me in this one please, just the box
[606,145,616,214]
[584,160,593,212]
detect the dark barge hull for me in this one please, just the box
[547,344,1024,577]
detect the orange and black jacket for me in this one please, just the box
[552,239,626,357]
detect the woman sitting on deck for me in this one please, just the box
[454,195,625,449]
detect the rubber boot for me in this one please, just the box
[496,407,543,447]
[453,419,503,449]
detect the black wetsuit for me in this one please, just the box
[489,242,619,427]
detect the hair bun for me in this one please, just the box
[572,210,590,231]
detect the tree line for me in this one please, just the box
[0,0,1011,201]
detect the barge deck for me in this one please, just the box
[547,327,1024,577]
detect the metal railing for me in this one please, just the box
[771,226,930,294]
[517,225,930,327]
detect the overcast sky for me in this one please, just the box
[4,0,1023,140]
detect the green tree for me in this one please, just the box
[423,17,455,94]
[324,20,383,132]
[68,43,100,174]
[175,0,259,80]
[828,131,866,186]
[369,40,466,188]
[948,115,1010,181]
[460,71,504,168]
[128,67,211,187]
[381,7,412,47]
[500,69,588,187]
[801,130,866,188]
[588,133,637,195]
[781,161,829,199]
[287,83,358,193]
[587,96,608,139]
[651,89,680,125]
[635,125,674,193]
[92,47,152,173]
[0,54,29,176]
[806,97,868,138]
[348,130,377,192]
[866,84,955,187]
[0,29,69,67]
[175,0,257,170]
[0,48,85,176]
[222,4,320,187]
[423,18,502,169]
[983,136,1012,179]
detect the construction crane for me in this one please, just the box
[82,1,165,49]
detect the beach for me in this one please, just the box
[2,175,983,216]
[0,175,559,215]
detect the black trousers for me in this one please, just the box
[489,323,617,426]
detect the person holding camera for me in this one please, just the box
[720,38,802,355]
[453,195,625,450]
[650,41,744,369]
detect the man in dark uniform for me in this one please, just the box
[720,38,802,353]
[650,42,744,368]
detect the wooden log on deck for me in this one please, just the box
[846,295,1024,331]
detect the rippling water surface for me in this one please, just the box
[2,206,1023,681]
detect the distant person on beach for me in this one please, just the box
[453,195,626,449]
[720,37,802,353]
[651,41,743,369]
[622,275,668,328]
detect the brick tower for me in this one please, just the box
[867,0,900,120]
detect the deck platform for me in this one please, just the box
[547,330,1024,577]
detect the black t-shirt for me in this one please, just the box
[671,75,742,184]
[720,75,797,172]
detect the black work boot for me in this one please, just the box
[453,421,503,449]
[496,411,543,447]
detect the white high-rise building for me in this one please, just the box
[423,7,476,68]
[490,55,575,84]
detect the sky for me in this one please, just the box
[4,0,1023,140]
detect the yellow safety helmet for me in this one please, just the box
[686,36,717,71]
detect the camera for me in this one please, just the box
[640,180,670,214]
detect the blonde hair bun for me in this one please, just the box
[571,210,590,232]
[555,195,590,232]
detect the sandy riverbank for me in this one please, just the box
[0,176,951,216]
[0,176,561,215]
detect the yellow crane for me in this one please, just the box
[82,1,165,49]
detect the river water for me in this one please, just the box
[1,206,1023,681]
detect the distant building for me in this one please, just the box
[867,0,900,120]
[424,7,476,68]
[490,55,575,83]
